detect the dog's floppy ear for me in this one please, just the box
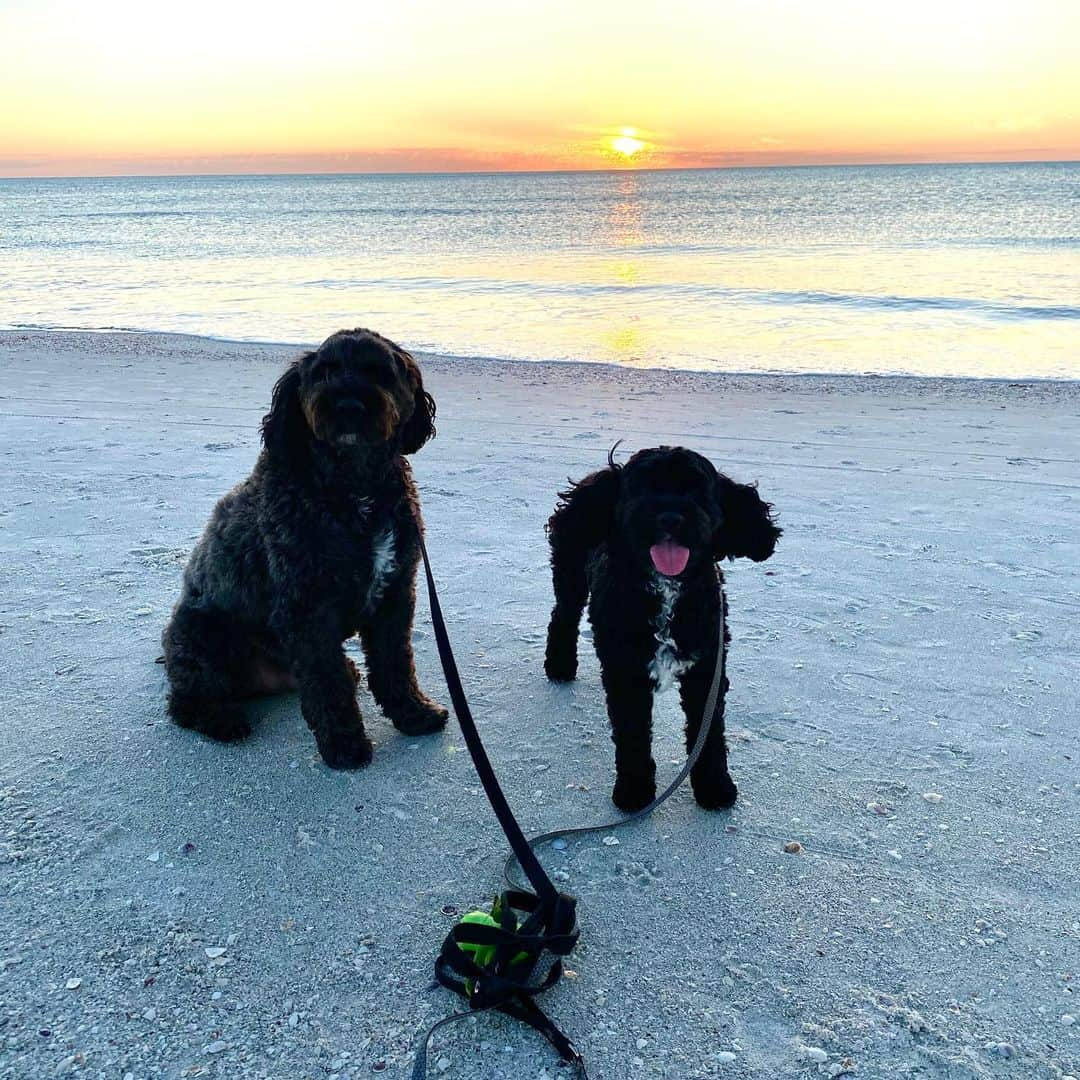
[261,359,307,455]
[548,464,621,554]
[713,474,781,562]
[398,349,436,454]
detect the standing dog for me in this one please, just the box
[162,328,448,768]
[544,447,780,811]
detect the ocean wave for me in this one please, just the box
[301,276,1080,321]
[575,236,1080,257]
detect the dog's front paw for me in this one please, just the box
[169,697,252,743]
[544,647,577,683]
[391,698,449,737]
[209,712,253,744]
[692,771,738,810]
[612,775,657,813]
[318,732,374,770]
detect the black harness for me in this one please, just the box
[412,533,726,1079]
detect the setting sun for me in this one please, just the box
[611,129,645,158]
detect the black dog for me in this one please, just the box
[162,328,448,768]
[544,447,780,811]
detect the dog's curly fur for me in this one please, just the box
[162,328,448,768]
[544,446,780,811]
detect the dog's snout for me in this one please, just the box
[337,397,367,415]
[657,511,684,535]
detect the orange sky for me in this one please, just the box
[1,0,1078,177]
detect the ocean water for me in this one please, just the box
[1,163,1077,378]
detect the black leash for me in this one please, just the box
[412,533,726,1079]
[413,533,585,1079]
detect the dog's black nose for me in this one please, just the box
[657,512,684,535]
[337,398,367,415]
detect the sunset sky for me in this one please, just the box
[2,0,1078,177]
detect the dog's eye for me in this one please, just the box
[361,362,394,386]
[674,468,707,492]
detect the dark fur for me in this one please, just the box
[544,446,780,811]
[162,328,447,767]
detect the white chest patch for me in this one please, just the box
[365,527,397,611]
[648,575,696,693]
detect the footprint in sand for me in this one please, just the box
[129,544,189,568]
[926,743,975,770]
[896,598,938,615]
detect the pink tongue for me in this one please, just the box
[649,540,690,577]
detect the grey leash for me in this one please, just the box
[505,587,727,890]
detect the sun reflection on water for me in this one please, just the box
[602,320,646,362]
[607,173,644,248]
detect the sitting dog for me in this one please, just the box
[162,328,448,768]
[544,446,780,811]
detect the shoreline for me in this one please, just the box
[5,325,1080,392]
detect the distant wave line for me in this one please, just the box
[60,206,492,220]
[300,276,1080,320]
[23,221,1079,257]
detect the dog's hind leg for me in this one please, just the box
[544,536,589,682]
[544,466,618,681]
[678,651,736,810]
[162,604,255,742]
[361,568,448,737]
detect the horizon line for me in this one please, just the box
[3,156,1078,183]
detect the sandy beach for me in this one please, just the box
[1,329,1078,1080]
